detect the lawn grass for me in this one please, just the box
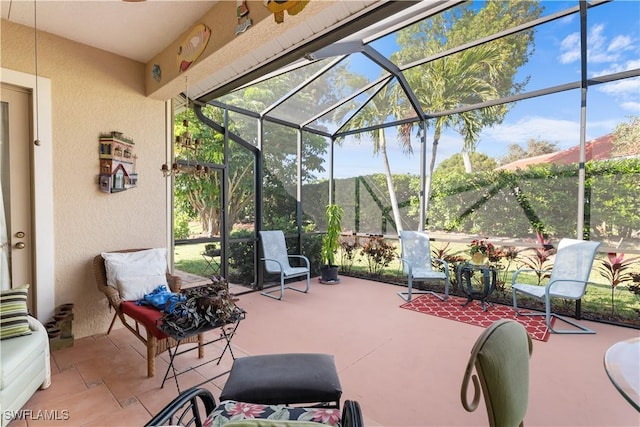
[172,238,640,326]
[174,242,218,277]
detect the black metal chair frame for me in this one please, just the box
[144,387,216,427]
[145,387,364,427]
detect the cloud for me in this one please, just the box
[608,35,633,52]
[628,59,640,69]
[594,77,640,112]
[558,23,637,65]
[479,116,581,149]
[620,101,640,113]
[557,14,575,25]
[559,32,580,64]
[596,78,640,95]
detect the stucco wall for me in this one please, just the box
[1,19,168,338]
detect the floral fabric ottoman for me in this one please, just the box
[204,400,341,427]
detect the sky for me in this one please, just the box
[330,0,640,179]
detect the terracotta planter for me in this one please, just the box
[56,303,74,313]
[47,328,62,339]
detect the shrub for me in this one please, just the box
[339,234,361,273]
[227,228,255,285]
[174,212,191,240]
[361,236,396,276]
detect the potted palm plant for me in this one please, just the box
[320,203,344,284]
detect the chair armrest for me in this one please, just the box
[144,387,217,427]
[545,279,594,298]
[400,257,449,277]
[27,315,46,334]
[288,254,310,269]
[511,268,545,285]
[432,257,450,275]
[167,273,182,293]
[99,281,124,309]
[261,257,285,272]
[94,254,123,309]
[399,257,413,275]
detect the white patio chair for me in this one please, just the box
[512,238,601,334]
[259,230,310,300]
[398,231,450,302]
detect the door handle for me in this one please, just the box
[15,242,25,249]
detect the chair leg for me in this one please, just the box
[285,273,310,294]
[107,311,118,334]
[261,273,309,300]
[261,274,285,300]
[147,336,157,378]
[513,289,595,334]
[512,288,520,314]
[398,277,447,302]
[547,314,595,334]
[197,333,205,359]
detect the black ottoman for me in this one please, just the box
[219,353,342,407]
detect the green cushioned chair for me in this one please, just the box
[461,319,533,427]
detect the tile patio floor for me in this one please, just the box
[10,276,640,426]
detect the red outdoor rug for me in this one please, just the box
[400,294,552,341]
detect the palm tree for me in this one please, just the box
[394,1,541,219]
[345,82,412,233]
[399,44,504,214]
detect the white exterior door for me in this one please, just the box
[1,83,35,313]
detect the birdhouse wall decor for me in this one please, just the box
[98,131,138,193]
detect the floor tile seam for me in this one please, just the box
[71,386,141,427]
[336,336,393,376]
[50,335,121,370]
[104,331,144,352]
[88,375,135,415]
[29,379,121,425]
[72,356,144,409]
[31,365,94,407]
[133,394,158,424]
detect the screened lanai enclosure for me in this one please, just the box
[171,0,640,304]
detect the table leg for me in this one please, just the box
[159,314,245,392]
[161,339,183,392]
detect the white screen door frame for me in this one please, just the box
[0,67,54,321]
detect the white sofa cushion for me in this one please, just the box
[0,316,51,427]
[0,320,47,388]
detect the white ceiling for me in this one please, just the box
[0,1,437,101]
[1,0,217,63]
[0,0,388,100]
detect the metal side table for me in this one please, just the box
[158,310,245,393]
[457,263,497,311]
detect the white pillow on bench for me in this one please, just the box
[102,248,168,301]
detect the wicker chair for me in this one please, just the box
[93,249,204,378]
